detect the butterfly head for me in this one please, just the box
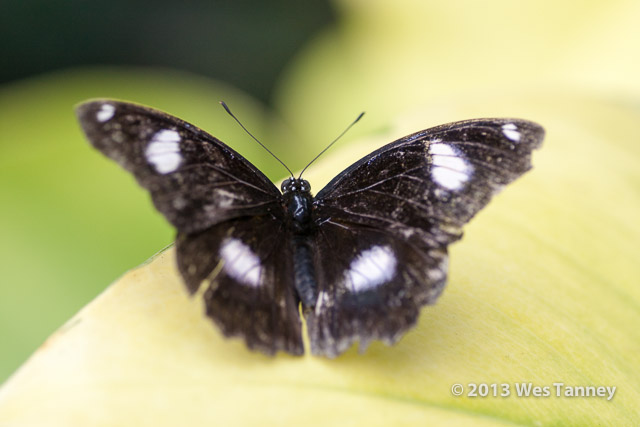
[281,178,311,195]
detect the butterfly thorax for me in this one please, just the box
[281,178,314,235]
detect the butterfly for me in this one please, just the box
[76,99,544,358]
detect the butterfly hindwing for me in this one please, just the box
[308,119,544,355]
[76,100,281,234]
[306,222,448,357]
[176,215,303,356]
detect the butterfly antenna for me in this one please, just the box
[220,101,294,179]
[298,112,365,179]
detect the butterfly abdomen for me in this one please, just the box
[292,235,317,307]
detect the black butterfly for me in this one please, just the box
[76,100,544,358]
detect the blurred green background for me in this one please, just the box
[0,0,335,383]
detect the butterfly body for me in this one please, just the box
[77,99,544,358]
[281,178,318,307]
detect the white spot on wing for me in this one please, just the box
[220,238,262,287]
[96,104,115,122]
[345,245,396,292]
[429,143,473,190]
[145,129,182,174]
[502,123,521,142]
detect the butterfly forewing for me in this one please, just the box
[76,100,281,234]
[307,119,544,356]
[315,119,543,243]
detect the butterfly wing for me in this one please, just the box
[307,222,448,357]
[77,100,303,355]
[76,100,281,234]
[176,216,303,355]
[308,119,544,356]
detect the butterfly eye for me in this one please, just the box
[281,178,293,193]
[300,180,311,192]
